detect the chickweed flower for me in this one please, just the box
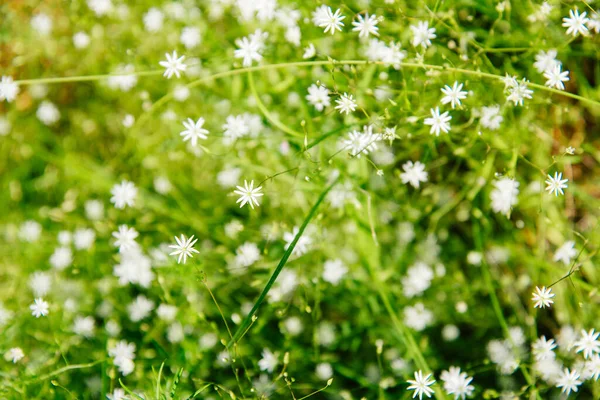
[545,172,568,196]
[440,81,468,109]
[159,51,187,79]
[334,93,357,115]
[562,9,589,36]
[352,13,380,38]
[30,298,49,318]
[532,286,555,308]
[180,117,209,146]
[169,234,200,264]
[234,180,264,209]
[424,107,452,136]
[317,7,345,35]
[410,21,436,48]
[407,370,436,399]
[544,65,570,90]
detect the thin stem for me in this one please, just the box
[14,60,600,107]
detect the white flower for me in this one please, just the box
[303,43,316,59]
[306,84,330,111]
[407,370,436,399]
[574,329,600,359]
[235,242,261,268]
[112,225,139,252]
[113,249,155,288]
[316,363,333,380]
[180,118,209,146]
[545,172,568,196]
[480,105,503,130]
[107,389,127,400]
[258,348,278,373]
[0,76,19,103]
[143,8,164,32]
[544,65,570,90]
[74,228,96,250]
[127,295,154,322]
[402,262,434,298]
[506,78,533,106]
[110,180,137,209]
[440,366,474,400]
[532,286,555,308]
[342,126,381,158]
[87,0,113,16]
[335,93,357,115]
[159,51,186,79]
[30,298,49,318]
[233,180,264,209]
[19,220,42,242]
[5,348,24,363]
[283,226,312,257]
[562,9,589,37]
[31,13,53,35]
[410,21,436,48]
[169,234,200,264]
[73,316,96,338]
[424,107,451,136]
[352,13,380,38]
[37,101,60,125]
[532,336,557,361]
[490,177,519,216]
[180,27,201,49]
[317,7,345,35]
[440,81,467,109]
[218,166,242,188]
[534,50,559,73]
[221,114,249,144]
[109,340,136,376]
[283,316,304,336]
[556,368,582,395]
[403,302,433,331]
[167,322,185,343]
[322,259,348,285]
[29,272,52,297]
[157,304,178,322]
[554,240,577,265]
[585,354,600,381]
[50,246,73,270]
[401,161,428,189]
[234,30,267,67]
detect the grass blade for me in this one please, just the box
[228,177,340,347]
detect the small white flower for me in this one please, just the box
[532,336,557,361]
[490,176,519,216]
[283,226,312,257]
[544,65,570,90]
[574,329,600,359]
[545,172,568,196]
[303,43,316,59]
[258,348,279,373]
[5,348,24,363]
[159,51,187,79]
[401,161,429,189]
[143,8,164,32]
[534,50,560,74]
[180,117,209,146]
[180,27,201,49]
[335,93,357,115]
[127,295,154,322]
[112,225,139,252]
[169,234,200,264]
[532,286,555,308]
[554,240,577,265]
[352,13,380,38]
[440,81,467,109]
[0,76,19,103]
[73,316,96,338]
[410,21,436,48]
[424,107,451,136]
[110,180,137,209]
[234,30,267,67]
[317,7,345,35]
[30,298,49,318]
[562,9,589,37]
[407,370,436,399]
[506,78,533,106]
[556,368,582,395]
[306,84,330,111]
[323,259,348,285]
[233,180,264,209]
[37,101,60,125]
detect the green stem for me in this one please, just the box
[227,176,340,347]
[14,60,600,107]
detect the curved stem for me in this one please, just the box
[14,59,600,107]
